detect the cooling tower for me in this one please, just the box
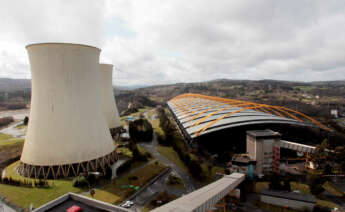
[99,64,122,136]
[19,43,117,179]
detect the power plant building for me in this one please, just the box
[168,93,330,142]
[19,43,117,179]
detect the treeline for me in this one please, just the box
[0,116,14,127]
[156,107,206,181]
[0,176,49,188]
[128,118,153,142]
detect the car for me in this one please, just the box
[120,201,134,208]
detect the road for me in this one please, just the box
[0,109,29,139]
[122,110,196,211]
[138,132,196,193]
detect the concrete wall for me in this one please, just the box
[21,43,115,166]
[246,135,256,160]
[260,194,315,211]
[99,64,122,129]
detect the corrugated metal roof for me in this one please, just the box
[167,93,329,140]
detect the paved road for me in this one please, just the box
[138,132,196,193]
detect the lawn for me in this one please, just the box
[86,162,167,204]
[0,133,14,141]
[0,161,86,210]
[157,145,188,172]
[147,109,165,138]
[200,164,225,183]
[0,133,24,165]
[0,138,24,147]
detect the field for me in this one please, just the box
[0,161,86,209]
[87,162,166,204]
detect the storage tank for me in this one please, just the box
[19,43,117,179]
[99,64,122,136]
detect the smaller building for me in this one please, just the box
[32,192,131,212]
[246,130,281,175]
[229,154,255,175]
[331,109,338,118]
[260,189,316,211]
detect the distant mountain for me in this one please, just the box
[0,78,31,92]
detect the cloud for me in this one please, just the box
[0,0,105,78]
[1,0,345,85]
[101,0,345,85]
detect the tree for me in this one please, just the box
[307,173,325,195]
[23,116,29,125]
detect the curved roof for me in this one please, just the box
[168,93,329,139]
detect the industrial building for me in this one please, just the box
[19,43,118,178]
[168,93,329,142]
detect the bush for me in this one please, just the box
[307,173,326,195]
[23,116,29,125]
[0,177,49,188]
[129,118,153,142]
[73,176,89,188]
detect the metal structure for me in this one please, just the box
[152,173,245,212]
[168,93,329,140]
[99,63,122,136]
[19,43,117,179]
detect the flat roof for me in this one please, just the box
[167,93,329,140]
[247,130,281,139]
[33,193,131,212]
[261,189,317,203]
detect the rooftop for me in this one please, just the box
[167,93,329,140]
[32,193,131,212]
[261,189,317,203]
[247,130,281,139]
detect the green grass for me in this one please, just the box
[317,199,342,209]
[0,161,86,210]
[290,182,311,194]
[157,145,188,173]
[86,162,166,204]
[200,164,225,183]
[117,147,133,158]
[146,109,165,138]
[0,138,24,147]
[0,133,24,147]
[167,175,184,189]
[323,181,344,197]
[0,133,14,140]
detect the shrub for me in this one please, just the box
[129,118,153,142]
[73,176,89,188]
[307,173,325,195]
[23,116,29,125]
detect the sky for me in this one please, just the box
[1,0,345,86]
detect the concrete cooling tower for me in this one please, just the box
[19,43,117,179]
[99,64,122,136]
